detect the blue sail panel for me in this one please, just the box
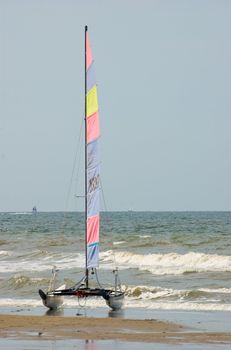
[87,243,99,268]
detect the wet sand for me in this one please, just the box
[0,314,231,344]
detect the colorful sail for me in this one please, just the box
[86,29,100,268]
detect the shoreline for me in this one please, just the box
[1,314,231,344]
[1,305,231,332]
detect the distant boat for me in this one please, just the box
[39,26,124,311]
[32,206,37,213]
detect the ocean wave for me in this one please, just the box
[101,250,231,275]
[1,249,231,276]
[11,212,32,215]
[125,285,174,299]
[0,298,42,307]
[0,282,231,311]
[0,252,85,273]
[125,285,231,301]
[0,250,11,256]
[199,288,231,294]
[123,285,231,311]
[125,300,231,312]
[8,275,49,289]
[113,241,126,245]
[1,295,231,312]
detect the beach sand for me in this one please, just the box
[0,314,231,345]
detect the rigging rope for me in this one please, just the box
[95,268,103,288]
[59,117,84,235]
[78,296,87,308]
[65,117,84,212]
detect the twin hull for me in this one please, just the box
[39,287,124,311]
[106,291,125,310]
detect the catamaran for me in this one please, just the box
[39,26,124,311]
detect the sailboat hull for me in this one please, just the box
[39,285,66,310]
[42,294,64,310]
[105,291,125,310]
[40,286,124,310]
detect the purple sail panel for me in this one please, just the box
[87,189,100,217]
[87,62,96,93]
[86,31,100,269]
[87,164,100,217]
[87,164,100,193]
[87,138,100,170]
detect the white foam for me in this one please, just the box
[102,251,231,275]
[199,288,231,294]
[0,283,231,312]
[125,285,180,300]
[0,253,85,273]
[11,212,32,215]
[113,241,126,245]
[125,285,231,300]
[0,298,41,307]
[1,296,231,312]
[0,297,106,309]
[0,250,115,273]
[1,250,231,276]
[125,285,231,311]
[136,235,151,238]
[125,299,231,312]
[0,250,11,256]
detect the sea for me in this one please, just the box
[1,211,231,314]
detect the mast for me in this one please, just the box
[85,25,89,288]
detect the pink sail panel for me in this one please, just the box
[87,111,100,143]
[86,32,93,70]
[87,215,99,245]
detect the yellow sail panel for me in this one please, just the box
[87,85,98,117]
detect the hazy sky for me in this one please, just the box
[0,0,231,212]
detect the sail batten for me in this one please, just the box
[86,29,100,269]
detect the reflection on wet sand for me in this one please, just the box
[45,309,64,316]
[108,309,124,318]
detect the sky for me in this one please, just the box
[0,0,231,212]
